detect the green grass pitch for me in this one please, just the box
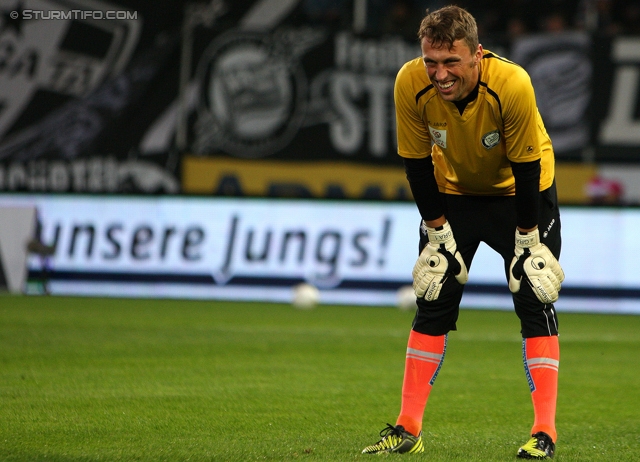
[1,294,639,461]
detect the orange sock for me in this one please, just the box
[523,335,560,442]
[396,330,447,437]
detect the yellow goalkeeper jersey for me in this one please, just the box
[394,50,554,196]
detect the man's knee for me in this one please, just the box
[412,291,462,336]
[515,299,559,337]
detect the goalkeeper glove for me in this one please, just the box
[508,228,565,303]
[413,221,468,301]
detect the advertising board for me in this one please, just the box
[1,194,638,314]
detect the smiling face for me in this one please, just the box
[421,38,483,102]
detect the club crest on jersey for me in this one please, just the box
[481,130,501,149]
[428,126,447,149]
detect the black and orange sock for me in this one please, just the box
[396,330,447,437]
[523,335,560,442]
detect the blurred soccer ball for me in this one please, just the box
[292,283,320,309]
[396,285,417,311]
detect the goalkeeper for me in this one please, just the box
[362,5,564,460]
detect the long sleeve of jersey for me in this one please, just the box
[404,157,445,222]
[510,159,540,230]
[406,157,540,228]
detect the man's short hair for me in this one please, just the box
[417,5,479,53]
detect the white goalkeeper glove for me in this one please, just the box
[508,228,565,303]
[412,221,468,301]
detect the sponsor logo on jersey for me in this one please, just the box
[481,130,501,149]
[428,125,447,149]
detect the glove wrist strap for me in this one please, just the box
[515,228,540,249]
[426,221,454,246]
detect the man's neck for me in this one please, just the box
[452,80,480,115]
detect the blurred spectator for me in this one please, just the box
[618,0,640,34]
[585,175,624,205]
[540,11,568,32]
[535,0,581,32]
[576,0,640,35]
[300,0,351,29]
[586,0,622,34]
[362,0,394,35]
[298,0,640,37]
[381,0,424,39]
[507,17,529,39]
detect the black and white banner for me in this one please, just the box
[1,0,640,197]
[1,194,639,314]
[0,0,182,193]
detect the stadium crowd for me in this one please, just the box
[298,0,640,38]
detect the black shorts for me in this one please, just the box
[412,182,561,338]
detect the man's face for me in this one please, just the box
[421,38,482,102]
